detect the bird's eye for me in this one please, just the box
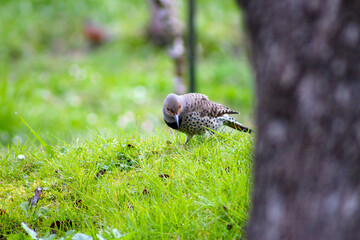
[167,108,173,114]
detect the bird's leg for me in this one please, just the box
[204,130,211,141]
[184,134,193,145]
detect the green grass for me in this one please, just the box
[0,130,253,239]
[0,1,255,238]
[0,0,253,145]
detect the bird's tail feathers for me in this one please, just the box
[216,110,238,117]
[223,117,253,134]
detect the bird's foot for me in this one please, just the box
[184,135,193,145]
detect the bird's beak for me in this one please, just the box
[174,114,180,129]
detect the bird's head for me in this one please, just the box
[163,93,185,128]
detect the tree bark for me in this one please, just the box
[239,0,360,239]
[147,0,186,94]
[147,0,182,47]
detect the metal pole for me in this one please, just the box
[188,0,196,93]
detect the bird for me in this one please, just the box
[84,20,111,48]
[163,93,253,144]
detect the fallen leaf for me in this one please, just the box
[0,209,6,215]
[21,222,37,239]
[75,199,88,209]
[72,233,93,240]
[50,219,74,233]
[159,174,170,179]
[227,223,233,230]
[28,187,43,209]
[95,169,107,178]
[223,205,228,212]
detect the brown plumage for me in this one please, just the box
[163,93,253,144]
[182,93,239,117]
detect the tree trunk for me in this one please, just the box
[239,0,360,239]
[147,0,186,94]
[147,0,182,47]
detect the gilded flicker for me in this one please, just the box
[163,93,253,144]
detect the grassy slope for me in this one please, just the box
[1,131,253,239]
[0,0,254,238]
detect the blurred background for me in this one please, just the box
[0,0,254,145]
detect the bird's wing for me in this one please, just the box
[183,93,238,118]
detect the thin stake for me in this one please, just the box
[188,0,196,93]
